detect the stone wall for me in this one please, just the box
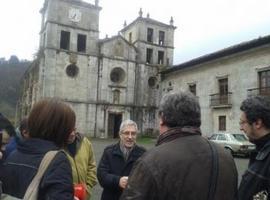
[162,45,270,137]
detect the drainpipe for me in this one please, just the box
[94,44,102,138]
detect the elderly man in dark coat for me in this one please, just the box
[97,119,145,200]
[121,92,238,200]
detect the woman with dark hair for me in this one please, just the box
[0,98,75,199]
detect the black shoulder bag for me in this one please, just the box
[206,140,219,200]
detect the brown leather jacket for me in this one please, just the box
[120,127,238,200]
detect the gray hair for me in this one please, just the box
[159,91,201,128]
[119,119,138,134]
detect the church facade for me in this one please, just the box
[16,0,176,138]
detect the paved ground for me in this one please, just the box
[90,138,248,200]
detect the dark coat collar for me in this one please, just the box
[256,136,270,160]
[156,126,201,146]
[112,142,144,162]
[17,138,59,154]
[66,133,86,157]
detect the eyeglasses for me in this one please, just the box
[122,131,137,137]
[239,120,249,126]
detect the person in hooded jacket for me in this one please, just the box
[0,98,75,200]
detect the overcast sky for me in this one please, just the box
[0,0,270,64]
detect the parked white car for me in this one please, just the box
[209,133,255,156]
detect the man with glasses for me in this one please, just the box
[97,119,146,200]
[238,96,270,200]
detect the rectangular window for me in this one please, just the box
[129,32,132,43]
[259,70,270,95]
[219,78,228,104]
[60,31,70,50]
[147,28,153,43]
[146,48,153,64]
[189,84,196,96]
[167,58,170,65]
[219,78,228,95]
[159,31,165,45]
[77,34,86,52]
[219,116,226,131]
[158,51,164,64]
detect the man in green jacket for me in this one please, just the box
[66,130,97,199]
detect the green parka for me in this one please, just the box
[65,133,97,199]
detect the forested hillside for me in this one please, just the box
[0,56,30,121]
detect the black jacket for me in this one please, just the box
[121,127,238,200]
[0,113,16,137]
[239,135,270,200]
[0,138,74,200]
[97,142,145,200]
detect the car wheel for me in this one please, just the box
[224,147,233,156]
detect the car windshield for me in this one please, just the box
[232,134,248,142]
[209,135,217,140]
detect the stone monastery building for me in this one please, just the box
[17,0,176,138]
[18,0,270,138]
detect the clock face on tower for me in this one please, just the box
[68,8,82,22]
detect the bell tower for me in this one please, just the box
[38,0,101,98]
[34,0,102,135]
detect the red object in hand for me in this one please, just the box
[74,183,87,200]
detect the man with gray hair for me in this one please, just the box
[97,119,146,200]
[121,92,238,200]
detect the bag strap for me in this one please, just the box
[23,150,59,200]
[0,180,2,197]
[206,140,219,200]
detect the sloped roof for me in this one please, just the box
[99,35,137,51]
[162,34,270,74]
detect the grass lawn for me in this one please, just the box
[136,136,156,148]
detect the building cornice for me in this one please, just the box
[162,35,270,74]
